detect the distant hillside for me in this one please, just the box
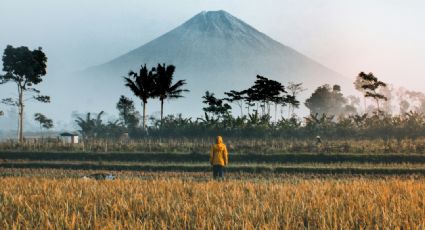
[81,10,350,117]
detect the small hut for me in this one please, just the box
[60,132,79,144]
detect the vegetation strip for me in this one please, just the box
[2,162,425,175]
[2,152,425,164]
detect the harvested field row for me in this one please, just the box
[2,151,425,164]
[5,160,425,169]
[3,162,425,175]
[1,168,423,180]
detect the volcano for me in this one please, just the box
[82,10,348,117]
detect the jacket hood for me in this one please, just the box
[216,136,223,145]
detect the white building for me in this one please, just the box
[60,132,79,144]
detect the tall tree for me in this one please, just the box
[116,95,140,130]
[354,75,368,112]
[75,111,104,139]
[0,45,50,143]
[202,91,232,120]
[245,75,290,120]
[34,113,53,136]
[154,64,188,122]
[224,90,245,117]
[246,75,286,116]
[305,84,348,116]
[287,82,306,116]
[124,65,156,129]
[355,72,387,112]
[378,84,393,113]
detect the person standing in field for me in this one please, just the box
[210,136,229,179]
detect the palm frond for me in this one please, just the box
[124,77,142,96]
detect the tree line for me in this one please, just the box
[2,44,424,141]
[72,63,414,140]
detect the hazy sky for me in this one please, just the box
[1,0,425,129]
[1,0,425,87]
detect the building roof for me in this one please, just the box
[60,132,79,137]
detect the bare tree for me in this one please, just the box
[355,72,387,112]
[287,82,306,117]
[224,90,245,117]
[34,113,53,137]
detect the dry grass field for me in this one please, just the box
[1,148,425,229]
[1,177,425,229]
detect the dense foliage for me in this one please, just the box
[73,110,425,139]
[69,69,425,140]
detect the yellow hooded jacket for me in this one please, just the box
[210,136,229,166]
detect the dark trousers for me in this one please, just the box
[212,165,224,179]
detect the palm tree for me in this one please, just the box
[154,64,189,122]
[75,112,94,139]
[75,111,104,139]
[124,65,156,129]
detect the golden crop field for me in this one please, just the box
[1,177,425,229]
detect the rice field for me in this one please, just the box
[3,137,425,154]
[4,151,425,177]
[1,177,424,229]
[2,141,425,229]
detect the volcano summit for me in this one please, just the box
[83,10,347,116]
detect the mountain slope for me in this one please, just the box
[82,10,349,117]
